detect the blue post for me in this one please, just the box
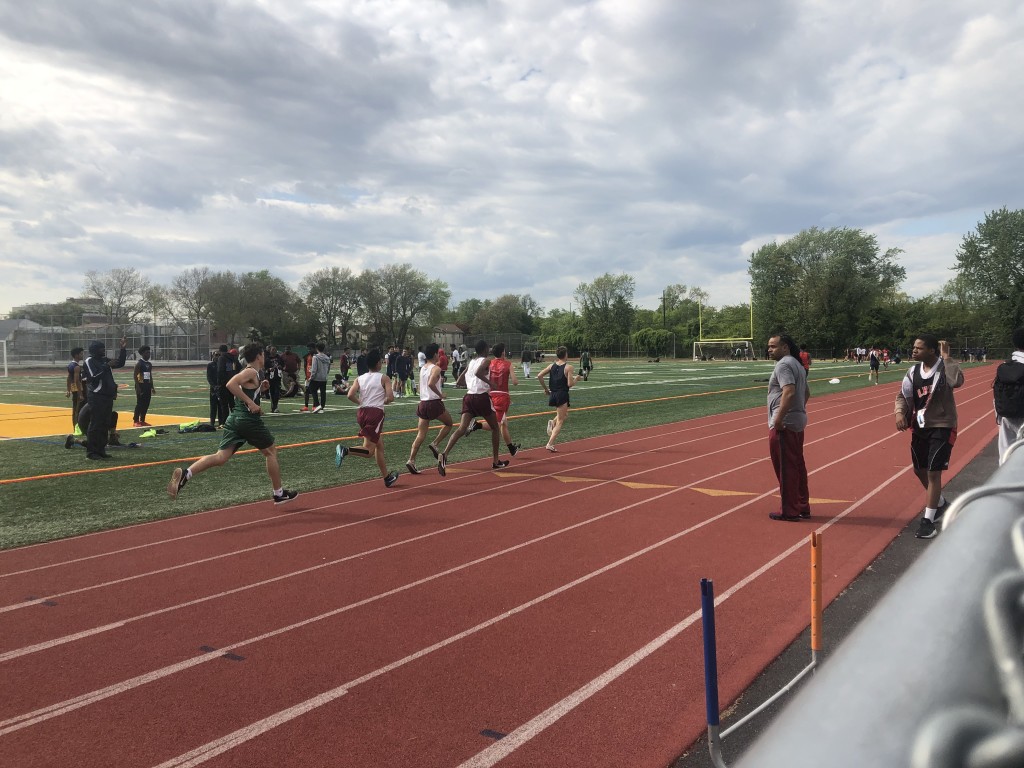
[701,578,720,726]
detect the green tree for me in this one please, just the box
[354,264,450,349]
[749,227,905,350]
[954,207,1024,336]
[471,294,542,335]
[632,328,673,356]
[299,266,359,347]
[575,273,636,354]
[537,309,585,354]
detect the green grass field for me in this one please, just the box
[0,358,931,549]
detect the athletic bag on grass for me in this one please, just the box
[993,360,1024,418]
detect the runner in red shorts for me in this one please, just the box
[336,349,399,487]
[406,343,453,474]
[479,342,521,458]
[437,339,508,476]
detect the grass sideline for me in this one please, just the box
[0,358,947,549]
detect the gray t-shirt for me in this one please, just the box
[767,355,808,430]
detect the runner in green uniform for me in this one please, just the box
[167,343,298,504]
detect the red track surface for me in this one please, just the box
[0,372,997,768]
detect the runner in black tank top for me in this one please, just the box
[537,346,581,453]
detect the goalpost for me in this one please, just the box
[693,340,753,361]
[692,294,755,361]
[0,340,6,377]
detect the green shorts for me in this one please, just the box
[219,413,274,452]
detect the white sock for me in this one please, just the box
[274,487,283,497]
[185,469,193,480]
[924,507,937,522]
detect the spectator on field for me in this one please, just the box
[308,342,331,413]
[66,347,85,431]
[132,345,156,427]
[81,337,128,460]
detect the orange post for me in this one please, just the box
[810,532,823,653]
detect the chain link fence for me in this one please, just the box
[0,320,214,368]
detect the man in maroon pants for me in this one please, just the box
[766,333,811,521]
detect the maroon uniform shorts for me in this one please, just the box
[416,399,447,421]
[357,407,386,443]
[462,393,494,418]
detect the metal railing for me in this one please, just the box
[734,434,1024,768]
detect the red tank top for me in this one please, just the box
[489,358,511,392]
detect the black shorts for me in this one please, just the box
[910,427,956,472]
[548,390,570,408]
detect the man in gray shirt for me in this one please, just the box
[767,333,811,521]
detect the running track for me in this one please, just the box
[0,372,997,767]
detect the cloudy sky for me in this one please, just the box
[1,0,1022,317]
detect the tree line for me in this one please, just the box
[14,208,1024,356]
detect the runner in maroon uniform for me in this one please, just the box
[437,339,507,475]
[406,343,453,474]
[336,349,399,487]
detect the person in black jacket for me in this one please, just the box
[81,337,128,459]
[265,345,282,413]
[216,345,241,425]
[133,345,155,426]
[207,351,220,427]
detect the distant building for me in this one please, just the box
[0,318,44,341]
[433,323,467,350]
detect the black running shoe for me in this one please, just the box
[64,435,74,450]
[437,454,447,477]
[429,444,439,459]
[384,471,399,488]
[472,420,483,432]
[508,443,521,457]
[933,499,949,522]
[167,466,189,499]
[492,460,510,469]
[915,517,937,539]
[406,461,421,475]
[273,489,298,505]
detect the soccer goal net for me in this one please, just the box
[693,340,753,361]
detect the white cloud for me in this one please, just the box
[0,0,1021,314]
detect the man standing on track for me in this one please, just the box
[766,333,811,522]
[437,339,508,475]
[896,334,964,539]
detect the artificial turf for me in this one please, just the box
[0,357,928,549]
